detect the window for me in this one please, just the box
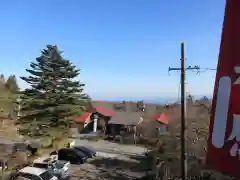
[53,161,64,169]
[48,164,54,170]
[39,171,53,180]
[73,149,85,157]
[58,150,67,160]
[162,126,167,132]
[158,125,167,133]
[59,149,67,154]
[67,152,76,158]
[33,163,48,169]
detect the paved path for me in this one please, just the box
[69,139,147,156]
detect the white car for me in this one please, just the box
[33,155,70,179]
[15,166,58,180]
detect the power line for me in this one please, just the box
[199,68,216,70]
[171,67,215,106]
[177,75,181,102]
[193,68,216,74]
[169,67,216,74]
[171,67,216,103]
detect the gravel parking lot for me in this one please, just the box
[66,137,152,179]
[69,139,147,156]
[69,154,151,180]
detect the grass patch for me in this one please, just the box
[37,138,70,155]
[0,88,17,109]
[53,138,69,149]
[0,170,14,180]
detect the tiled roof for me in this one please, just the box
[94,106,115,117]
[152,113,169,125]
[70,112,92,123]
[108,111,142,125]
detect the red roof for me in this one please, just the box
[94,106,115,117]
[152,113,169,125]
[70,112,92,123]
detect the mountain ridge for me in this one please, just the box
[92,95,212,104]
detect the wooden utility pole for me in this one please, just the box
[168,42,200,180]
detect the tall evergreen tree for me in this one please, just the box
[18,45,89,137]
[6,75,19,93]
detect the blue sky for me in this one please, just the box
[0,0,226,100]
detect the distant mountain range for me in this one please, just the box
[93,95,212,104]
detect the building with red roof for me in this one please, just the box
[70,106,116,134]
[151,113,169,133]
[152,113,169,125]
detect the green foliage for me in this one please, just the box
[187,93,194,103]
[5,75,19,93]
[17,45,90,138]
[0,74,4,80]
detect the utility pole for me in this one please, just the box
[168,42,200,180]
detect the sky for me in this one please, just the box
[0,0,226,101]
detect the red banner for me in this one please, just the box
[207,0,240,177]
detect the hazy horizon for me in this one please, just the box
[91,94,213,103]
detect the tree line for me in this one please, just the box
[0,74,19,93]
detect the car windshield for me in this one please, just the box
[52,160,65,169]
[75,147,87,152]
[39,171,53,180]
[78,146,95,153]
[74,149,87,157]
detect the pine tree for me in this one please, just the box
[5,75,19,93]
[0,74,5,88]
[18,45,90,137]
[0,74,4,80]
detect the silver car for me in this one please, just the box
[33,156,70,179]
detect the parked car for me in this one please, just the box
[32,156,70,179]
[73,146,96,158]
[50,148,88,164]
[10,166,58,180]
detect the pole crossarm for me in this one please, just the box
[168,65,200,72]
